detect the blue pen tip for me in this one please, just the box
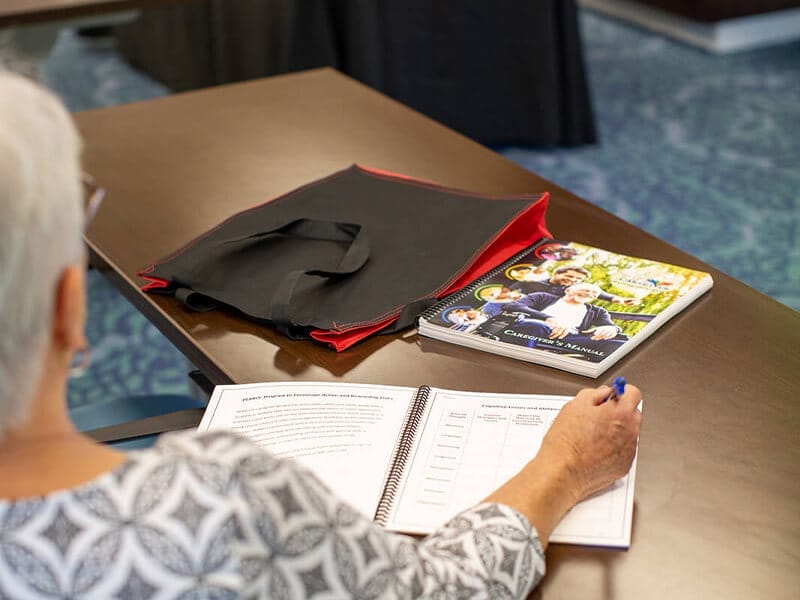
[613,376,626,396]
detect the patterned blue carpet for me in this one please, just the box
[502,13,800,312]
[22,9,800,407]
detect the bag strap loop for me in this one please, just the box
[182,218,366,336]
[175,218,369,333]
[271,220,369,335]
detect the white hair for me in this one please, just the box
[0,71,84,436]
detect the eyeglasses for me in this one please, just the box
[82,172,105,229]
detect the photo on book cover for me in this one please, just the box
[418,240,713,375]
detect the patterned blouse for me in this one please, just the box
[0,431,545,599]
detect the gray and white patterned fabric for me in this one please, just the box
[0,431,545,598]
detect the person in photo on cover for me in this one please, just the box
[476,284,524,303]
[446,306,488,332]
[507,263,547,283]
[535,242,579,261]
[0,72,642,599]
[478,283,629,356]
[509,265,638,306]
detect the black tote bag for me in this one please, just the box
[138,165,550,350]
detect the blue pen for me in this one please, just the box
[605,376,626,402]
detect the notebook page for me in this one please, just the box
[387,388,637,547]
[199,382,415,519]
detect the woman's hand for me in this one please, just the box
[483,385,642,548]
[538,385,642,502]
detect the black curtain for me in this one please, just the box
[116,0,595,146]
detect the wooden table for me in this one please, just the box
[75,68,800,599]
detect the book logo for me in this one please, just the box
[612,267,683,293]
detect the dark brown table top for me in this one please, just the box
[75,68,800,598]
[0,0,188,27]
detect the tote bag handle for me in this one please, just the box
[176,218,370,336]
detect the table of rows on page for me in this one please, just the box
[392,390,631,541]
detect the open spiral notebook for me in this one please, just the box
[199,381,638,548]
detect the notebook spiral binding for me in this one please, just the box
[374,385,432,527]
[418,238,552,322]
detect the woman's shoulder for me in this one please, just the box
[120,429,279,482]
[66,430,279,503]
[147,428,268,461]
[44,430,285,520]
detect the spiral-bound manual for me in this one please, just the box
[199,380,638,548]
[418,238,714,377]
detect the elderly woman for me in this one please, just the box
[0,72,642,598]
